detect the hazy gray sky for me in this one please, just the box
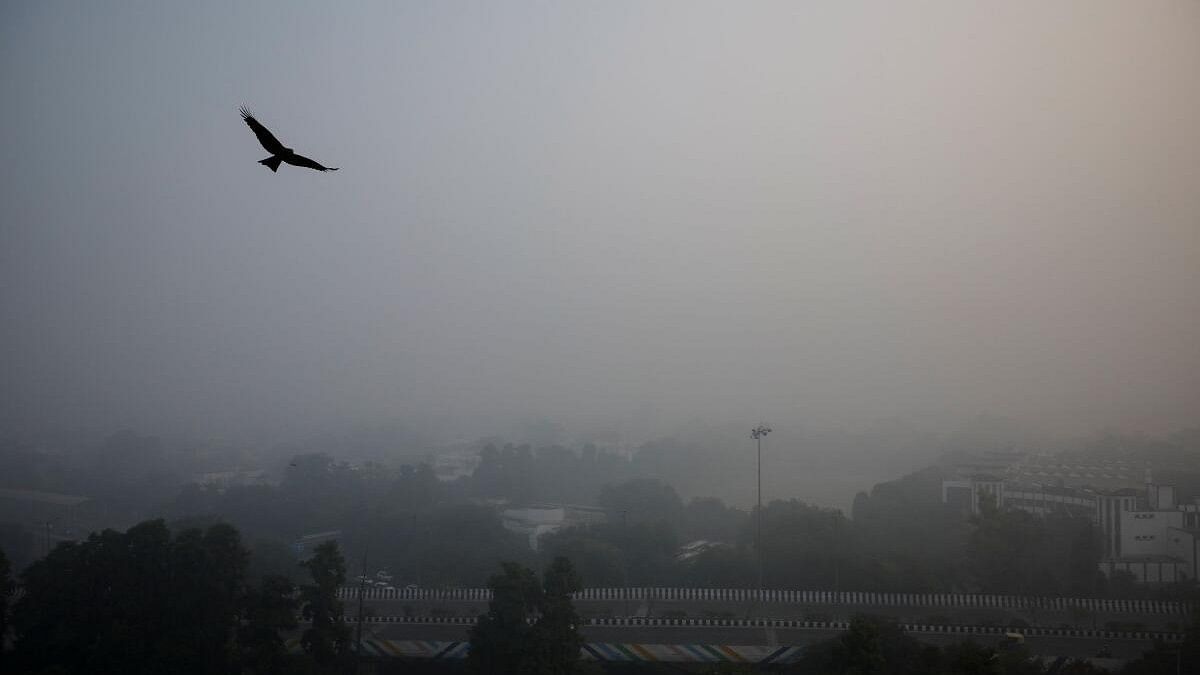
[2,1,1198,441]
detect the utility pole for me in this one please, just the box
[619,509,629,616]
[355,509,375,675]
[356,541,368,674]
[751,424,771,600]
[831,512,840,597]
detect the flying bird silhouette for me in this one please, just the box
[239,107,339,172]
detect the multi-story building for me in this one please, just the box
[942,457,1197,584]
[1166,524,1200,582]
[1094,489,1140,559]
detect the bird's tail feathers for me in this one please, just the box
[259,156,283,172]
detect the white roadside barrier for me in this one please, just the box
[315,613,1185,643]
[338,586,1189,615]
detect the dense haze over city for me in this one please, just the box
[2,1,1198,449]
[2,3,1200,672]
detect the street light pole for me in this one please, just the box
[751,424,771,600]
[356,539,368,674]
[352,538,367,667]
[355,508,377,675]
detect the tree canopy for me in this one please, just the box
[469,558,585,675]
[299,540,351,670]
[8,519,329,674]
[11,520,254,674]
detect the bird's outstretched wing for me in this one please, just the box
[239,106,287,155]
[285,153,339,172]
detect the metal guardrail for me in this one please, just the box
[337,586,1191,615]
[286,637,801,663]
[324,614,1186,643]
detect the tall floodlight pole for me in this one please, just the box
[751,424,771,599]
[355,507,377,675]
[356,540,368,674]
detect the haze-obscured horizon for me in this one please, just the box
[3,1,1198,447]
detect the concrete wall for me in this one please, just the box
[1166,528,1199,581]
[1096,494,1138,558]
[1101,558,1187,584]
[1120,510,1183,557]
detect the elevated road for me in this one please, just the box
[327,616,1179,663]
[341,586,1189,633]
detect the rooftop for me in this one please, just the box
[0,488,91,507]
[1093,487,1142,497]
[296,530,341,542]
[1111,554,1186,564]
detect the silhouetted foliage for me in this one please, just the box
[967,493,1102,596]
[299,541,351,670]
[1120,589,1200,674]
[681,497,747,542]
[170,522,250,673]
[524,557,584,675]
[681,545,756,588]
[791,615,1044,675]
[470,558,585,675]
[539,530,626,586]
[541,519,678,587]
[0,546,11,666]
[238,574,298,675]
[748,499,854,590]
[468,441,637,508]
[598,478,684,529]
[469,562,543,675]
[0,524,35,572]
[11,519,254,674]
[851,467,971,591]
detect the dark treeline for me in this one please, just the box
[789,612,1200,675]
[1,519,352,674]
[539,469,1146,599]
[7,422,1193,543]
[468,557,585,675]
[2,528,1199,675]
[3,429,1198,600]
[164,456,1173,600]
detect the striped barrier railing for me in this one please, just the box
[284,637,803,663]
[580,643,802,663]
[337,586,1191,614]
[320,615,1185,643]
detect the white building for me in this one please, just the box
[1166,527,1200,581]
[942,475,1113,524]
[190,469,270,491]
[293,530,341,558]
[942,466,1198,585]
[501,504,607,550]
[676,539,728,562]
[1095,490,1140,559]
[1120,510,1184,557]
[1095,494,1200,584]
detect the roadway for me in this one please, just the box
[352,620,1159,661]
